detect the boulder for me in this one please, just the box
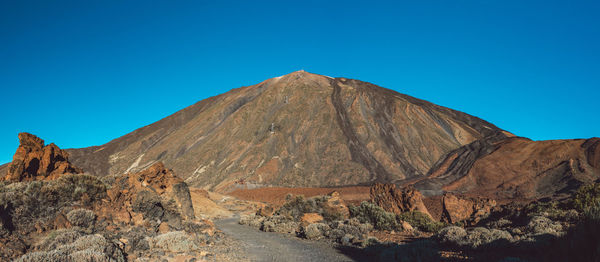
[324,191,350,219]
[3,133,82,182]
[300,213,324,224]
[370,183,432,219]
[101,162,195,225]
[441,193,496,224]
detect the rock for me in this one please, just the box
[300,213,324,224]
[130,162,195,220]
[102,162,195,227]
[158,222,170,234]
[3,133,82,182]
[324,191,350,219]
[441,193,496,224]
[400,221,414,232]
[370,183,432,219]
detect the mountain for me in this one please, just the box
[415,136,600,199]
[61,71,509,192]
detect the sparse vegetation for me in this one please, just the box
[348,201,399,230]
[277,194,343,222]
[349,201,446,232]
[66,209,96,228]
[572,182,600,212]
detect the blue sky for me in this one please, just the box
[1,0,599,164]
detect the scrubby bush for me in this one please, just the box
[526,216,563,236]
[349,202,445,232]
[35,229,84,251]
[326,218,372,243]
[397,211,446,233]
[149,231,198,253]
[349,202,399,230]
[299,223,330,240]
[573,183,600,212]
[277,195,343,222]
[436,226,467,244]
[18,232,125,262]
[541,200,600,261]
[66,209,96,228]
[0,174,108,235]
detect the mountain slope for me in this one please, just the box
[415,137,600,199]
[66,71,508,192]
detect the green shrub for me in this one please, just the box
[277,195,343,222]
[540,200,600,261]
[349,202,446,232]
[573,183,600,212]
[397,211,446,233]
[349,202,399,230]
[66,209,96,228]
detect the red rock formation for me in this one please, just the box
[370,183,432,219]
[441,193,496,224]
[324,191,350,219]
[3,133,82,182]
[101,162,195,225]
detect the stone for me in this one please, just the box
[324,191,350,219]
[158,222,170,234]
[369,183,432,219]
[300,213,324,224]
[3,133,82,182]
[400,221,414,232]
[441,193,496,224]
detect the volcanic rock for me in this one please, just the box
[370,183,432,219]
[441,194,496,224]
[65,71,508,192]
[300,213,324,224]
[3,133,82,181]
[102,162,195,226]
[324,191,350,219]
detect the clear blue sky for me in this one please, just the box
[1,0,599,164]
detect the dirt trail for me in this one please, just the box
[215,217,356,262]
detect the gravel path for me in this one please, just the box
[215,217,356,262]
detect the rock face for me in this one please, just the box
[370,183,432,219]
[102,162,195,226]
[324,191,350,219]
[65,71,507,192]
[418,137,600,200]
[3,133,82,182]
[441,194,496,224]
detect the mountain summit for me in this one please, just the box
[65,71,509,192]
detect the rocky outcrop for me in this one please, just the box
[441,194,496,224]
[370,183,432,219]
[101,162,195,227]
[65,71,507,192]
[3,133,82,182]
[324,191,350,219]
